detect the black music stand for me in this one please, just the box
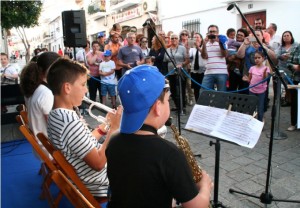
[197,90,258,208]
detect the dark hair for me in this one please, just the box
[208,24,219,32]
[254,51,265,59]
[194,32,203,47]
[1,52,8,58]
[270,23,277,32]
[281,31,295,47]
[20,52,60,98]
[34,48,41,56]
[226,28,236,37]
[237,28,249,37]
[47,58,87,95]
[91,40,99,47]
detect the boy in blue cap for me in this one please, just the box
[99,50,116,108]
[106,65,213,207]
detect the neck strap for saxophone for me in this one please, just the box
[139,124,158,135]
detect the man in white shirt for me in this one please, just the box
[267,23,281,51]
[1,53,18,85]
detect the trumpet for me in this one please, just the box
[82,96,115,124]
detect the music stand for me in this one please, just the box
[197,90,258,208]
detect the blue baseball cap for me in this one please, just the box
[103,50,112,57]
[97,32,105,38]
[118,65,165,134]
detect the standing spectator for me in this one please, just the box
[267,23,281,51]
[140,37,150,56]
[58,47,63,56]
[189,33,206,102]
[227,28,249,93]
[179,29,193,106]
[97,32,106,52]
[201,25,228,92]
[99,50,116,109]
[149,35,167,75]
[286,44,300,131]
[276,31,298,106]
[248,51,270,121]
[76,40,90,67]
[254,18,270,44]
[236,29,276,93]
[105,31,122,80]
[163,33,189,114]
[87,41,103,102]
[117,32,145,75]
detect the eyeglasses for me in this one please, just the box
[209,30,217,33]
[236,33,245,37]
[181,33,188,36]
[171,37,178,40]
[142,41,147,43]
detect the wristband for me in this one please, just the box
[97,128,107,136]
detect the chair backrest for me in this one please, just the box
[20,110,29,126]
[52,151,102,208]
[36,132,57,156]
[19,125,57,172]
[51,170,95,208]
[16,114,25,126]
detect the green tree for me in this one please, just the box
[1,0,43,62]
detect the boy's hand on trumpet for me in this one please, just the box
[106,105,123,134]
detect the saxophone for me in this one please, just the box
[169,123,203,183]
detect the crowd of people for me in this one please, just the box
[2,18,299,207]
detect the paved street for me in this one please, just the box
[1,83,299,208]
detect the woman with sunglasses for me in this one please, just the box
[149,35,168,75]
[163,34,189,114]
[140,37,150,56]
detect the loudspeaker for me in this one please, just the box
[62,10,87,47]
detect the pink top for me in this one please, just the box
[249,65,270,94]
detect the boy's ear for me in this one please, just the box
[63,82,72,95]
[151,100,161,116]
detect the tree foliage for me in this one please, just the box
[1,1,43,30]
[1,0,43,62]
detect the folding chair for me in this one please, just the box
[50,170,95,208]
[18,125,63,207]
[52,150,105,208]
[37,132,105,208]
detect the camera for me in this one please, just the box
[208,34,216,39]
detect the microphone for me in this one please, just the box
[227,3,235,11]
[142,18,151,27]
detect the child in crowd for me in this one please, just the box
[47,58,122,199]
[99,50,117,109]
[145,56,154,66]
[248,51,270,121]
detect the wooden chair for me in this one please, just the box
[16,114,25,126]
[52,150,105,208]
[18,125,62,207]
[50,170,95,208]
[20,110,29,127]
[37,132,104,208]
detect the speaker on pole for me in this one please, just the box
[62,10,87,48]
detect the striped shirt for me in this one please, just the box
[205,41,227,75]
[47,108,109,197]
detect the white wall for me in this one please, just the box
[160,1,300,41]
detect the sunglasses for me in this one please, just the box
[181,33,188,36]
[171,37,178,40]
[209,30,217,33]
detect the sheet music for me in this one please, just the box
[185,105,264,148]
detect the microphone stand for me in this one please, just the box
[144,20,184,134]
[227,3,300,206]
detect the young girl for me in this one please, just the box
[248,51,270,121]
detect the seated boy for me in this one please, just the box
[46,58,122,199]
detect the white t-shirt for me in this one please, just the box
[25,84,53,137]
[204,41,227,75]
[47,108,109,197]
[25,84,53,159]
[99,60,116,84]
[0,64,18,82]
